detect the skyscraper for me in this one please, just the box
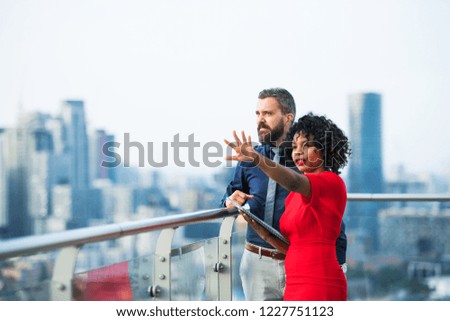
[346,92,384,252]
[60,100,91,228]
[0,129,8,235]
[22,113,55,234]
[60,100,90,190]
[3,126,30,237]
[89,129,116,183]
[6,112,62,236]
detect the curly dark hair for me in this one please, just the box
[287,112,351,174]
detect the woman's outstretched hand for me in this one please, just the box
[224,130,259,163]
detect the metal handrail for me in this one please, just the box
[1,193,450,261]
[347,193,450,201]
[0,207,238,260]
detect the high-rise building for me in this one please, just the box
[89,129,116,183]
[0,129,8,235]
[346,92,384,252]
[26,117,54,234]
[3,126,30,237]
[60,100,91,228]
[60,100,90,190]
[8,112,60,235]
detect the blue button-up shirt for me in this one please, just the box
[221,143,347,264]
[221,144,293,248]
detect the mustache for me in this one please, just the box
[258,124,271,131]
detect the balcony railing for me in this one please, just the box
[1,193,450,301]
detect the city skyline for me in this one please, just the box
[2,2,450,303]
[1,1,450,177]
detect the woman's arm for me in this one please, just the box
[254,152,311,198]
[225,130,311,198]
[240,212,289,254]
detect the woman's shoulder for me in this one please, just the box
[305,170,341,181]
[305,171,346,191]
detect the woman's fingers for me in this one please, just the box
[241,212,255,224]
[241,130,247,144]
[224,130,255,162]
[233,130,241,146]
[223,138,236,149]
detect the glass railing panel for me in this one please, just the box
[73,260,134,300]
[170,221,223,301]
[74,232,159,273]
[345,202,450,301]
[168,219,247,301]
[203,237,219,301]
[345,259,439,300]
[129,254,154,301]
[231,221,246,301]
[170,239,210,300]
[71,225,226,301]
[72,232,159,301]
[0,252,57,301]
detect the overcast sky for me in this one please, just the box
[1,0,450,177]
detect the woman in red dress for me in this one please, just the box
[225,113,351,301]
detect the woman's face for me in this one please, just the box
[291,132,325,173]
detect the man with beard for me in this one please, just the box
[221,88,347,300]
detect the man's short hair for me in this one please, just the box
[258,88,296,118]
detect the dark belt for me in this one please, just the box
[245,242,286,260]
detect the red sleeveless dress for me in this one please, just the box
[280,172,347,301]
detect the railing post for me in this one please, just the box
[217,216,236,301]
[50,246,80,300]
[205,237,219,300]
[149,228,175,300]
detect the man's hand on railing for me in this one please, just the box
[225,190,254,208]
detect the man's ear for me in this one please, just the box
[286,113,294,124]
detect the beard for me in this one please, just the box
[258,119,286,145]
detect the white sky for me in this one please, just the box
[1,0,450,177]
